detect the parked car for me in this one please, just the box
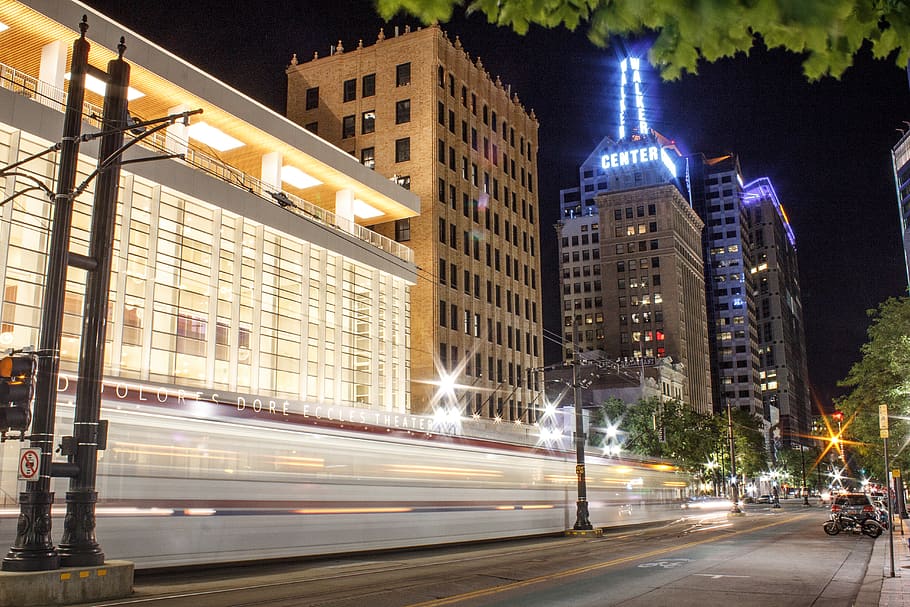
[830,492,876,521]
[757,494,773,504]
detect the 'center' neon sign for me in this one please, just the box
[601,146,659,170]
[601,145,678,178]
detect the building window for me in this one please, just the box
[304,122,318,134]
[396,99,411,124]
[360,147,375,169]
[361,110,375,134]
[362,73,375,97]
[395,138,410,162]
[343,78,356,102]
[177,314,207,356]
[394,175,410,189]
[396,62,411,86]
[305,87,319,110]
[395,218,411,242]
[342,115,355,139]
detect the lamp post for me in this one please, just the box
[571,353,593,531]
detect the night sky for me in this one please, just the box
[80,0,910,411]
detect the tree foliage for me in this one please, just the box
[375,0,910,79]
[590,396,767,477]
[837,297,910,480]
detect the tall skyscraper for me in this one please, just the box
[596,184,713,414]
[286,26,544,422]
[892,130,910,289]
[685,154,764,420]
[555,56,710,413]
[742,178,811,443]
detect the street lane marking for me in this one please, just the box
[694,573,750,579]
[405,512,815,607]
[638,558,691,569]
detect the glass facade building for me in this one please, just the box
[0,1,419,419]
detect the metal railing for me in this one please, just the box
[0,62,413,264]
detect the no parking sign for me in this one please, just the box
[18,448,41,481]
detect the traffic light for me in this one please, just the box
[0,353,37,435]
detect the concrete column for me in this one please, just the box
[335,188,355,233]
[261,151,282,189]
[39,40,67,108]
[165,104,190,155]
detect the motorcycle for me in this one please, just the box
[823,513,884,538]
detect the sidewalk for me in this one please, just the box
[856,520,910,606]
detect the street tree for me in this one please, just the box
[376,0,910,79]
[592,397,723,473]
[729,406,769,478]
[837,297,910,481]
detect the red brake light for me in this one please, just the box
[863,505,874,512]
[831,504,841,512]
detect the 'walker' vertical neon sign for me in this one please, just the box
[619,57,647,141]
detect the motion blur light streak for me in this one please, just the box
[385,464,503,478]
[292,507,413,514]
[268,455,326,468]
[95,508,175,516]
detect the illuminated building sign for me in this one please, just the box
[600,145,678,178]
[601,146,659,170]
[619,57,648,140]
[54,374,460,436]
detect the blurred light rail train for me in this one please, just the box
[0,388,691,569]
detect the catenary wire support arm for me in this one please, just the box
[71,109,201,200]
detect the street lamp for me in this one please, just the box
[570,358,593,531]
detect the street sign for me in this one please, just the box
[18,447,41,481]
[576,464,585,476]
[880,404,889,438]
[894,469,901,478]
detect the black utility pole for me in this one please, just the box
[2,18,90,573]
[58,38,131,567]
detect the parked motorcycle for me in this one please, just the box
[823,513,884,538]
[872,498,891,529]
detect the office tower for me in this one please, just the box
[286,25,543,421]
[892,130,910,289]
[742,178,812,443]
[596,184,713,414]
[686,154,764,420]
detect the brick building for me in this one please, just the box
[597,184,713,414]
[286,25,544,421]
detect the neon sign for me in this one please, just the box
[600,145,677,178]
[619,57,648,140]
[602,146,659,170]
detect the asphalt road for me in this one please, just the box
[78,501,877,607]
